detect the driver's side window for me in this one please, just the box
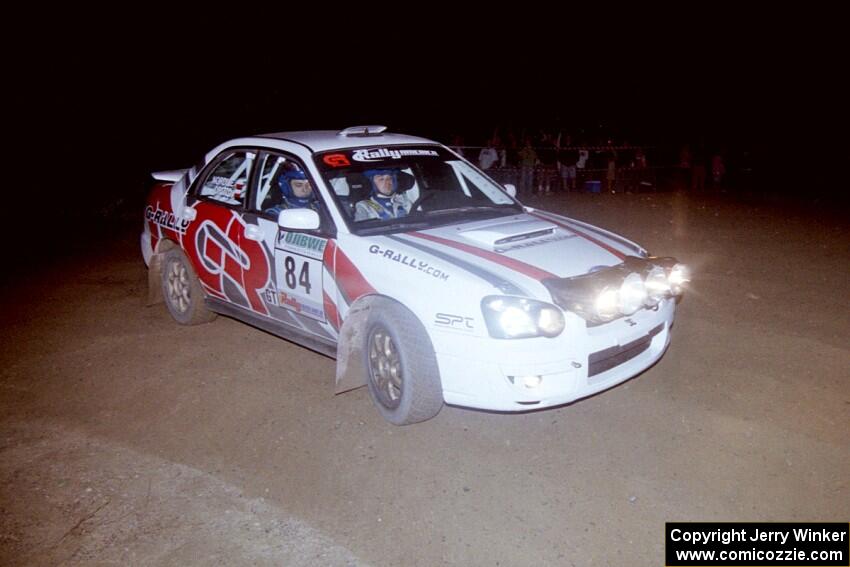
[250,152,316,218]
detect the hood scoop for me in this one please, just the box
[458,219,561,249]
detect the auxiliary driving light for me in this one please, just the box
[668,263,690,295]
[645,266,671,303]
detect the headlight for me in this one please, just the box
[594,287,620,321]
[481,296,565,339]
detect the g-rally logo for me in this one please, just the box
[323,154,351,168]
[145,205,191,233]
[352,148,439,162]
[368,244,449,281]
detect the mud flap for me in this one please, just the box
[146,253,164,306]
[334,299,375,394]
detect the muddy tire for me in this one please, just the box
[161,248,216,325]
[364,300,443,425]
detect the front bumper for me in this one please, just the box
[434,299,675,411]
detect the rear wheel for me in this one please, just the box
[161,248,216,325]
[365,300,443,425]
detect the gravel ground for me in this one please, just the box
[1,191,847,566]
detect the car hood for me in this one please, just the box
[393,210,646,287]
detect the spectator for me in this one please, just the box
[478,139,499,170]
[607,154,617,193]
[536,135,557,195]
[518,138,538,196]
[691,146,707,191]
[558,148,577,192]
[711,152,726,187]
[449,134,465,157]
[577,148,590,170]
[679,144,692,190]
[576,148,589,189]
[632,148,649,192]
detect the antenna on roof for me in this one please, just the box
[338,125,388,137]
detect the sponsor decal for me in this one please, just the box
[264,285,279,306]
[368,244,450,281]
[200,176,244,204]
[352,147,439,162]
[389,234,529,296]
[145,205,191,233]
[435,313,475,332]
[278,291,324,319]
[494,232,576,253]
[323,153,351,167]
[276,232,328,260]
[181,203,270,315]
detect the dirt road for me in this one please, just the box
[1,192,847,566]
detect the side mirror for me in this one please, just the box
[278,208,320,230]
[503,184,517,198]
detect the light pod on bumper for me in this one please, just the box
[644,266,671,304]
[542,255,690,324]
[668,263,690,295]
[618,272,648,315]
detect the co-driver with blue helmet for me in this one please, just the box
[265,170,318,216]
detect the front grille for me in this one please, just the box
[588,324,663,377]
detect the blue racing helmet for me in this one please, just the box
[363,168,400,198]
[278,170,315,208]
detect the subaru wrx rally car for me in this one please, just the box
[142,126,688,425]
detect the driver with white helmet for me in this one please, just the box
[354,168,412,221]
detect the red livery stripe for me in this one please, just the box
[530,212,625,260]
[323,291,341,331]
[408,231,556,281]
[325,239,376,305]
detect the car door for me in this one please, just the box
[241,150,339,342]
[181,149,266,312]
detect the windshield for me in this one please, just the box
[315,145,521,234]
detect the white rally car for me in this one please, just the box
[142,126,688,425]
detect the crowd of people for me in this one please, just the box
[447,128,741,196]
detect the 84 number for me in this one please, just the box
[284,256,311,294]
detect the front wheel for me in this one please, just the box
[365,301,443,425]
[161,248,216,325]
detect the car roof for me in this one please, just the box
[256,130,437,153]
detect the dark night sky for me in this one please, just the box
[13,10,847,202]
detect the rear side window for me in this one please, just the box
[198,152,254,206]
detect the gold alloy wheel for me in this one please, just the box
[368,326,403,409]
